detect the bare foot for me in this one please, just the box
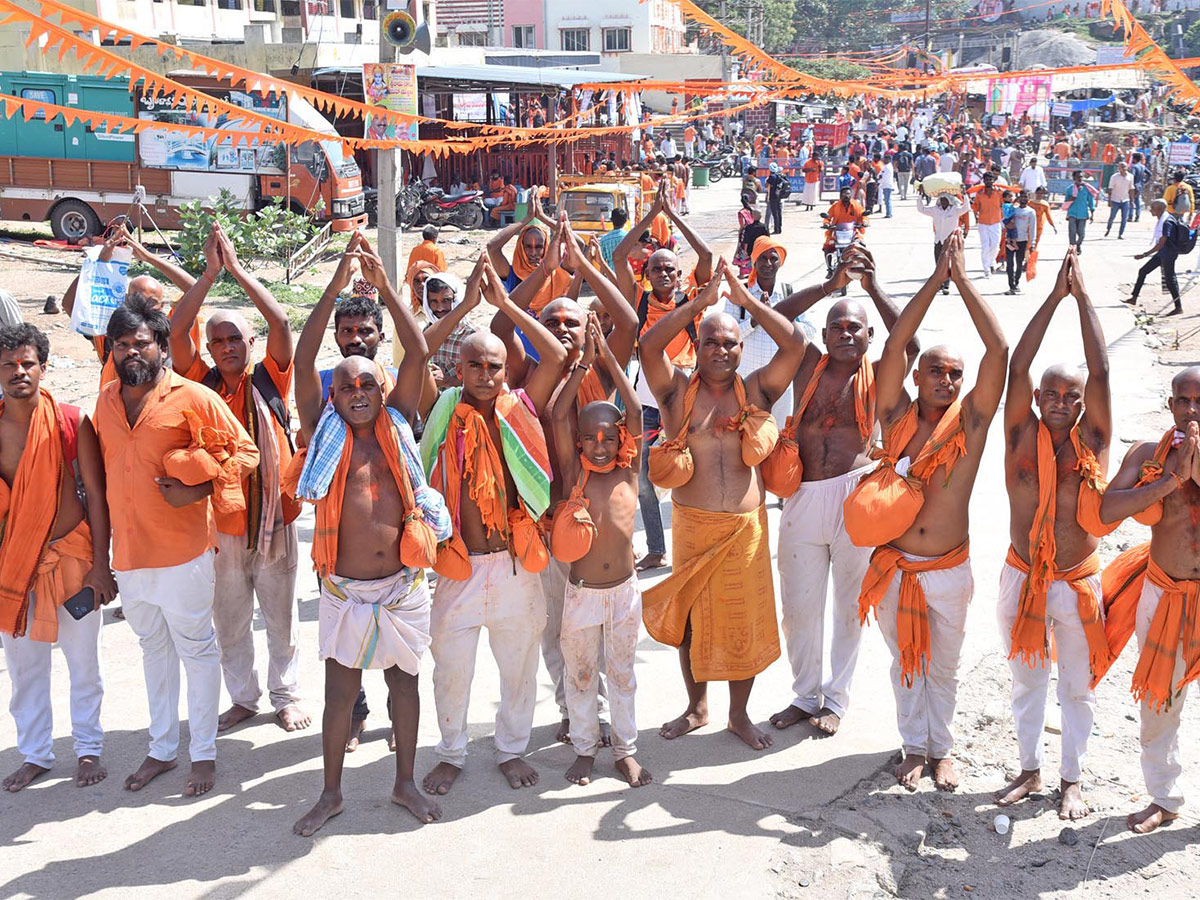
[3,762,50,792]
[616,756,652,787]
[635,553,667,571]
[499,758,539,789]
[75,755,107,788]
[112,606,125,620]
[276,705,312,732]
[422,762,461,795]
[599,722,612,748]
[565,755,595,785]
[556,717,571,744]
[124,756,177,792]
[660,709,708,740]
[388,732,397,753]
[994,769,1043,806]
[345,718,366,753]
[769,704,810,730]
[894,754,925,792]
[1059,780,1090,820]
[727,714,773,750]
[392,779,442,824]
[1128,802,1178,834]
[932,757,959,792]
[808,708,841,736]
[217,704,257,732]
[185,760,216,797]
[294,790,343,836]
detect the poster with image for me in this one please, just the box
[136,90,287,173]
[986,75,1053,124]
[362,63,419,141]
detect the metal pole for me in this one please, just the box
[924,0,931,54]
[376,14,401,288]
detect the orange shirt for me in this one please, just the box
[406,240,446,273]
[93,369,258,571]
[754,135,764,155]
[641,173,657,197]
[683,126,696,143]
[967,184,1007,225]
[1101,143,1117,164]
[824,199,867,227]
[180,353,300,537]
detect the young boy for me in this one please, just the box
[549,315,650,788]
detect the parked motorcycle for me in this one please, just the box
[418,183,486,230]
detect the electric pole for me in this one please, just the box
[924,0,931,54]
[377,11,401,287]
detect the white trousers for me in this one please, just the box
[776,464,873,718]
[561,574,641,759]
[978,223,1002,273]
[212,525,301,713]
[431,551,546,766]
[1,605,104,768]
[996,563,1099,783]
[876,554,973,758]
[541,558,607,721]
[117,551,220,763]
[1136,580,1191,813]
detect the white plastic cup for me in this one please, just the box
[994,814,1011,835]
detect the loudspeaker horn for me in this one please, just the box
[383,10,416,48]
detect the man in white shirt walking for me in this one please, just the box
[1017,158,1047,194]
[1105,160,1134,239]
[938,149,958,173]
[659,132,677,162]
[917,191,966,294]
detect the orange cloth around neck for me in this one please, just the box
[858,542,970,686]
[309,409,432,579]
[747,236,787,288]
[762,353,874,498]
[512,223,549,280]
[888,399,966,482]
[511,224,572,316]
[1092,541,1151,688]
[1131,428,1178,526]
[437,402,509,539]
[1006,545,1108,675]
[1133,560,1200,713]
[0,390,69,638]
[405,260,441,313]
[639,288,698,370]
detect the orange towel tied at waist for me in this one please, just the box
[1092,541,1151,688]
[858,541,970,687]
[642,502,779,682]
[27,520,93,644]
[1133,560,1200,713]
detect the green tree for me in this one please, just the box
[696,0,797,54]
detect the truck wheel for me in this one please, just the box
[50,200,102,242]
[455,203,484,230]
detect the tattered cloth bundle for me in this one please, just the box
[917,172,963,198]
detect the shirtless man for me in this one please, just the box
[854,232,1008,791]
[640,260,805,750]
[420,256,567,794]
[1100,367,1200,834]
[768,247,918,736]
[549,315,650,787]
[0,325,116,792]
[291,241,450,836]
[996,252,1110,820]
[169,222,309,734]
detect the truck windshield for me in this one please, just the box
[321,140,346,168]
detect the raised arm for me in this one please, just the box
[721,261,805,405]
[563,229,637,369]
[1005,253,1072,434]
[614,190,666,303]
[639,273,721,407]
[295,236,360,438]
[1069,255,1111,445]
[857,246,918,365]
[486,199,537,280]
[481,259,566,414]
[550,322,597,488]
[664,195,713,285]
[597,317,642,455]
[213,223,292,368]
[127,234,196,294]
[949,238,1009,428]
[169,227,222,374]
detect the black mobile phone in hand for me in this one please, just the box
[63,588,95,621]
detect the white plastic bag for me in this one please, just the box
[69,245,132,337]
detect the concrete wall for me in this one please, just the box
[544,0,684,56]
[504,0,544,48]
[596,51,722,113]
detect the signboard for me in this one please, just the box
[362,63,419,141]
[1043,165,1103,199]
[789,120,850,148]
[137,90,287,173]
[455,93,488,123]
[1094,46,1134,66]
[890,9,925,23]
[1168,141,1198,167]
[986,75,1053,124]
[1051,102,1073,119]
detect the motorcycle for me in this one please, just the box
[821,219,863,294]
[695,150,736,182]
[418,184,486,230]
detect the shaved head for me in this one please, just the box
[1172,366,1200,396]
[1040,363,1083,393]
[826,298,868,327]
[332,354,378,385]
[579,400,622,433]
[919,344,964,370]
[460,331,507,361]
[127,275,164,309]
[540,297,585,322]
[699,312,740,339]
[205,309,251,340]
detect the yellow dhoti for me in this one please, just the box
[642,502,779,681]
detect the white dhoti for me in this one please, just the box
[777,463,873,719]
[1,603,104,769]
[319,567,430,674]
[802,181,820,206]
[875,553,973,758]
[541,558,608,722]
[1136,580,1191,814]
[431,551,547,767]
[117,551,220,763]
[997,563,1099,783]
[561,574,641,759]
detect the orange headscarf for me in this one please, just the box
[747,237,788,288]
[511,223,572,316]
[405,260,441,314]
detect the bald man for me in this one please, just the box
[854,232,1008,792]
[997,251,1110,820]
[767,247,918,736]
[498,226,638,746]
[1100,365,1200,834]
[169,223,309,734]
[639,260,805,750]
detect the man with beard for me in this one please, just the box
[639,260,805,751]
[168,222,309,735]
[93,298,258,798]
[0,324,117,792]
[1099,367,1200,834]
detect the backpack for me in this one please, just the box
[1168,215,1198,255]
[778,178,792,199]
[202,364,295,452]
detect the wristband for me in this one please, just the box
[199,270,215,284]
[575,363,590,372]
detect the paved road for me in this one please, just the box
[0,180,1176,899]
